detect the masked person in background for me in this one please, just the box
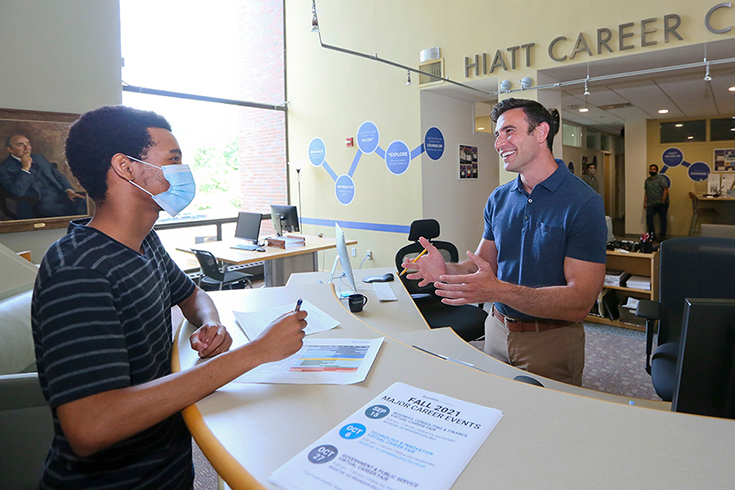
[582,162,599,194]
[644,163,670,241]
[31,105,308,489]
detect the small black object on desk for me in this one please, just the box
[362,273,395,283]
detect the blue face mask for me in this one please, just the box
[125,155,196,217]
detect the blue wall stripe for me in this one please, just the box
[411,144,424,160]
[348,149,362,177]
[301,217,410,234]
[321,161,339,181]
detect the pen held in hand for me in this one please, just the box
[294,298,303,312]
[399,248,427,277]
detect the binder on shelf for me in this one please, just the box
[593,289,619,319]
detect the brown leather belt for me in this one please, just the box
[492,307,574,333]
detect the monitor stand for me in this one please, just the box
[328,256,351,298]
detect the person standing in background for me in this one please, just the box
[582,162,599,193]
[644,163,669,241]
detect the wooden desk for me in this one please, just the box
[696,194,735,225]
[171,269,735,490]
[177,234,356,287]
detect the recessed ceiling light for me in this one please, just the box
[675,123,683,127]
[658,109,669,114]
[729,86,735,92]
[730,128,735,132]
[477,127,485,130]
[687,135,694,139]
[579,107,589,113]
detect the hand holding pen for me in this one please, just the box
[399,248,428,277]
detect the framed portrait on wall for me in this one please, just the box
[459,144,478,180]
[0,108,89,234]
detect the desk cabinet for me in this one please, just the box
[585,250,659,332]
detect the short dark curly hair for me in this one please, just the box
[65,105,172,203]
[490,98,560,152]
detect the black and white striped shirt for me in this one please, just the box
[32,219,197,489]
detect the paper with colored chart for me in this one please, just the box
[233,337,383,385]
[269,382,503,490]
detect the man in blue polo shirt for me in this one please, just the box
[404,98,606,385]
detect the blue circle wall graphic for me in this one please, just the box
[357,121,380,154]
[385,140,411,175]
[424,127,445,161]
[335,174,355,205]
[308,137,326,167]
[688,162,710,182]
[662,148,683,167]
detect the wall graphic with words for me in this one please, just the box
[308,122,445,205]
[659,147,710,186]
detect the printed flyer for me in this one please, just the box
[270,382,503,490]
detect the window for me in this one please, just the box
[120,0,287,223]
[711,117,735,141]
[660,120,706,143]
[563,122,581,147]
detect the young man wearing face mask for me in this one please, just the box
[644,163,670,241]
[31,105,308,489]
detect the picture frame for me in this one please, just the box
[0,108,88,234]
[459,144,478,180]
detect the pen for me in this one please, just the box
[294,298,303,311]
[411,344,484,371]
[399,248,428,277]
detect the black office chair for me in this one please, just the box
[636,237,735,401]
[192,249,253,291]
[395,219,487,342]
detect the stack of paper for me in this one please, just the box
[625,275,651,291]
[267,236,306,248]
[604,269,630,287]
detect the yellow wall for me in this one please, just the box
[285,0,735,265]
[647,119,735,237]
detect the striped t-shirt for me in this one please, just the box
[32,219,197,489]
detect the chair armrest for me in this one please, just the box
[636,299,660,375]
[636,299,660,321]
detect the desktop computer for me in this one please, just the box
[328,223,357,297]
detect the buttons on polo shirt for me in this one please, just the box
[524,216,529,220]
[528,198,533,203]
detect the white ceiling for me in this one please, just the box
[549,38,735,134]
[441,38,735,135]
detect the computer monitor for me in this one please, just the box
[270,205,300,236]
[672,298,735,419]
[234,212,262,244]
[329,223,357,297]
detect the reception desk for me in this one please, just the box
[173,268,735,489]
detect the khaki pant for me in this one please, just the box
[484,310,585,386]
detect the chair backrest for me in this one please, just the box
[192,249,224,282]
[700,224,735,238]
[0,372,54,490]
[394,219,459,296]
[0,185,40,220]
[658,237,735,345]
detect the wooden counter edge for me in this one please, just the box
[172,321,268,490]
